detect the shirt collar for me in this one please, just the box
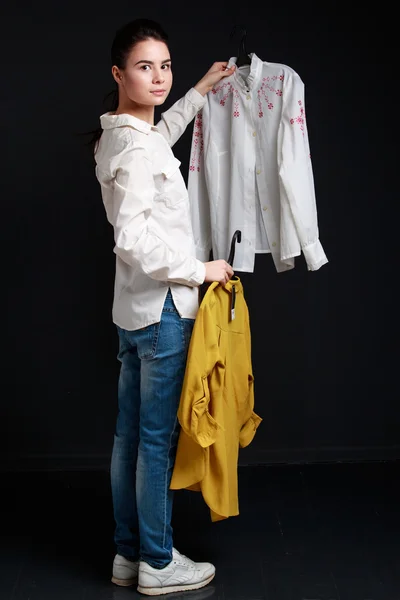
[227,52,263,91]
[100,112,159,134]
[223,276,242,294]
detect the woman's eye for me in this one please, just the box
[140,64,170,71]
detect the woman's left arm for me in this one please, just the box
[156,88,207,147]
[156,62,236,147]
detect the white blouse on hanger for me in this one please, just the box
[188,52,328,273]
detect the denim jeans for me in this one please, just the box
[111,290,195,569]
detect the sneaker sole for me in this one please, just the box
[111,575,138,587]
[137,572,215,596]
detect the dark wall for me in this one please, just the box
[1,1,398,471]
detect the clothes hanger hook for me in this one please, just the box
[228,230,242,267]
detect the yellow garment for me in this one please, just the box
[170,277,262,521]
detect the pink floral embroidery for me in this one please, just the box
[257,75,284,118]
[290,100,305,134]
[212,81,241,117]
[189,112,204,172]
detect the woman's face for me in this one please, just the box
[114,38,173,107]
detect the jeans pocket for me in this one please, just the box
[180,318,195,352]
[137,322,161,360]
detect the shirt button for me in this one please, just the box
[263,206,268,211]
[256,169,261,175]
[246,94,251,100]
[272,242,277,247]
[252,131,257,137]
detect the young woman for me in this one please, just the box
[93,18,235,596]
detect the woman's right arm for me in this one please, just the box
[108,140,233,286]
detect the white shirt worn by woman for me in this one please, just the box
[95,87,207,332]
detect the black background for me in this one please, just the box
[1,1,398,471]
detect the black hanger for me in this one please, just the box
[228,230,242,267]
[228,231,241,319]
[230,25,251,68]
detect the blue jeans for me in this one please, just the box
[111,290,195,569]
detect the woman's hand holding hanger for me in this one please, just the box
[204,260,234,286]
[194,62,236,96]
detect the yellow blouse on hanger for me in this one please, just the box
[170,277,262,521]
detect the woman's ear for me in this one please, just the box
[111,66,123,85]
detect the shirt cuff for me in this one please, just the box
[239,411,263,448]
[186,87,207,111]
[302,240,329,271]
[191,259,206,286]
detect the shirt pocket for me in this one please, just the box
[161,155,181,179]
[154,156,188,209]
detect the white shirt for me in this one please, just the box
[188,53,328,273]
[95,87,207,331]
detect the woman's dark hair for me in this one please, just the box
[86,18,168,152]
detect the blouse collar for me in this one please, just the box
[227,52,263,92]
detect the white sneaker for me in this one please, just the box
[111,554,139,586]
[137,548,215,596]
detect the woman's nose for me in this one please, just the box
[153,70,165,83]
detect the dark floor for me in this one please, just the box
[1,461,400,600]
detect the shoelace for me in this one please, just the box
[173,549,195,568]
